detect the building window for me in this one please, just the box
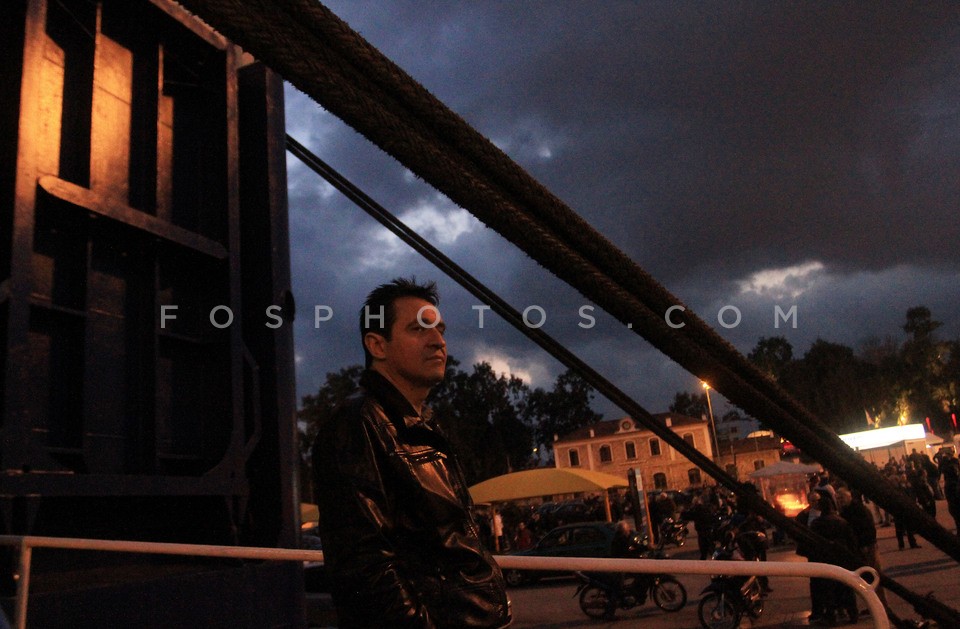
[649,438,661,457]
[683,433,695,447]
[753,460,765,471]
[568,449,580,467]
[688,468,702,486]
[653,472,668,490]
[599,445,612,463]
[625,441,637,460]
[725,463,738,479]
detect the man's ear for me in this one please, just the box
[364,332,388,361]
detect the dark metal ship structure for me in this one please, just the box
[1,1,299,625]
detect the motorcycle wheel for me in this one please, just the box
[579,585,612,620]
[698,593,740,629]
[652,576,687,612]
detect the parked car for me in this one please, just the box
[503,521,616,587]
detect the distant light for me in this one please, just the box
[839,424,926,451]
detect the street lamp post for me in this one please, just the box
[702,382,720,461]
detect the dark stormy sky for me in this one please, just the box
[283,1,960,421]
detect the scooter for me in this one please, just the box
[573,535,687,620]
[697,530,767,629]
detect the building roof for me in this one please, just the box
[717,435,782,455]
[555,414,706,444]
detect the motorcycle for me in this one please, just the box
[658,516,690,547]
[697,530,767,629]
[573,535,687,620]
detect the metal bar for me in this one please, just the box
[14,541,31,629]
[0,534,887,629]
[0,535,323,562]
[494,554,888,629]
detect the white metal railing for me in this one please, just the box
[0,535,888,629]
[494,554,888,629]
[0,535,325,629]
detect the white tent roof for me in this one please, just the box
[748,460,821,479]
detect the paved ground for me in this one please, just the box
[508,500,959,628]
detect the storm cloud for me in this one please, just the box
[285,1,960,417]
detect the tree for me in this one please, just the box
[525,369,602,454]
[669,390,708,418]
[297,365,363,498]
[747,336,794,381]
[779,339,872,433]
[898,306,950,432]
[857,336,901,428]
[429,360,535,484]
[297,362,610,488]
[903,305,942,341]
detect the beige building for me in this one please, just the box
[715,436,784,482]
[553,414,715,491]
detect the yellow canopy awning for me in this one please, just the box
[300,502,319,526]
[469,468,627,504]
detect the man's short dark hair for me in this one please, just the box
[360,278,439,368]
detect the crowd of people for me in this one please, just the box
[677,454,957,626]
[790,447,960,627]
[472,447,960,626]
[871,447,960,541]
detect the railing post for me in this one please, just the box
[14,541,31,629]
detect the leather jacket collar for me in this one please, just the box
[359,369,434,431]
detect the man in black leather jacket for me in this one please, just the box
[312,278,511,628]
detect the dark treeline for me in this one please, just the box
[298,307,958,495]
[297,360,601,493]
[672,306,959,437]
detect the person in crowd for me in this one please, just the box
[732,498,772,594]
[312,279,510,628]
[683,494,719,560]
[894,473,922,550]
[837,487,886,605]
[610,494,624,522]
[911,467,937,519]
[649,492,677,544]
[816,470,837,500]
[795,488,824,622]
[493,511,505,551]
[809,490,861,625]
[939,448,960,531]
[920,452,942,499]
[513,521,534,551]
[603,520,637,620]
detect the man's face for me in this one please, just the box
[367,296,447,392]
